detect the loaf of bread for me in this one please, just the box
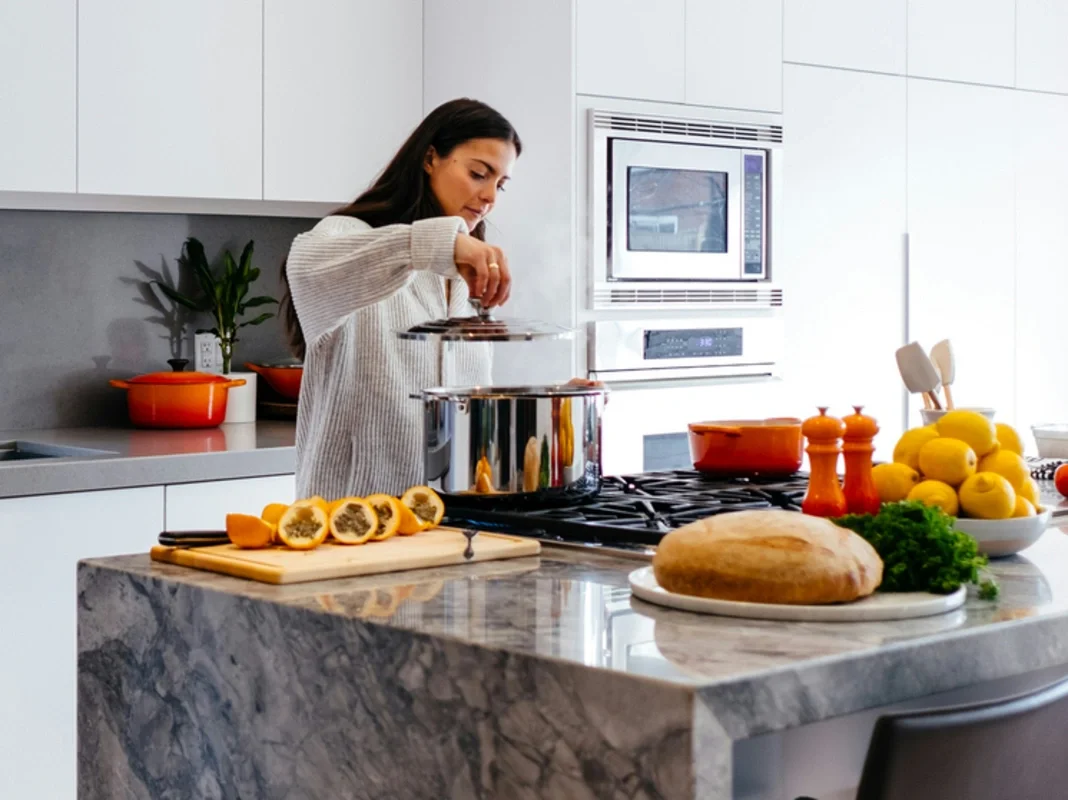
[652,510,883,605]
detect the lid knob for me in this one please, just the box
[167,358,189,372]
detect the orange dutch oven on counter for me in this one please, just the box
[110,371,246,429]
[245,360,303,401]
[688,418,804,476]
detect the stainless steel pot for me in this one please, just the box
[414,384,607,506]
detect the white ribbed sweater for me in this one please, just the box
[286,215,490,499]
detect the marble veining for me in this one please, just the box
[79,527,1068,799]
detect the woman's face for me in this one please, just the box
[425,138,518,232]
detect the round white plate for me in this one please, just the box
[628,567,967,622]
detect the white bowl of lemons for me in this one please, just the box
[953,508,1052,558]
[874,410,1049,557]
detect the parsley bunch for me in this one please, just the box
[834,501,999,599]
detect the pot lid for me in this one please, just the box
[396,301,573,343]
[124,370,236,386]
[421,384,608,400]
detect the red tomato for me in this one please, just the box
[1055,464,1068,498]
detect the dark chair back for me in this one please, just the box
[855,677,1068,800]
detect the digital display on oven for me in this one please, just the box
[643,327,743,360]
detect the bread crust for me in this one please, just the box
[652,510,883,605]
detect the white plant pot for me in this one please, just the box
[223,370,257,424]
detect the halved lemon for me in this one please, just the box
[365,494,403,541]
[329,497,378,545]
[277,502,330,550]
[401,486,445,530]
[226,513,275,549]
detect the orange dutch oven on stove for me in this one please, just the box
[109,370,246,429]
[688,418,804,476]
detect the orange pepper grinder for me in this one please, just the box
[842,405,881,515]
[801,407,847,518]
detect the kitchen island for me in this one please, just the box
[78,526,1068,800]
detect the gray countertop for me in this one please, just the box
[78,523,1068,798]
[0,422,295,497]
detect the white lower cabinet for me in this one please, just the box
[164,474,297,530]
[0,486,164,800]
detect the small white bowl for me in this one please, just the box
[954,508,1052,558]
[1032,424,1068,459]
[920,407,996,426]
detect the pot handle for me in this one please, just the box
[691,424,744,438]
[220,378,247,389]
[244,362,264,375]
[109,379,131,390]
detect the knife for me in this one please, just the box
[157,530,230,548]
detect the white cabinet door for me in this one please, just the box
[1016,0,1068,94]
[0,486,163,800]
[78,0,262,199]
[264,0,422,203]
[1015,91,1068,450]
[907,0,1015,86]
[0,0,76,193]
[576,0,685,102]
[164,474,296,530]
[685,0,783,112]
[906,80,1016,428]
[781,66,908,458]
[783,0,906,75]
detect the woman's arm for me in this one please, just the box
[286,215,466,344]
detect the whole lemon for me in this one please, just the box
[959,472,1016,520]
[1018,477,1041,507]
[996,422,1024,456]
[873,462,921,502]
[1013,496,1037,518]
[893,425,941,472]
[977,449,1030,492]
[907,480,960,516]
[935,410,998,456]
[918,438,978,487]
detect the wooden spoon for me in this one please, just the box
[895,341,942,410]
[930,339,955,410]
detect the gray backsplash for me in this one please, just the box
[0,209,314,430]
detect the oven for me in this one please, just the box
[588,108,783,311]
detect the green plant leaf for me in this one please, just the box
[240,295,278,309]
[239,240,255,279]
[154,281,206,312]
[247,267,261,282]
[238,312,274,328]
[182,238,216,300]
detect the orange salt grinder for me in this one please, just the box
[801,407,848,518]
[842,405,881,515]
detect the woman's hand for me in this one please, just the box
[454,233,511,308]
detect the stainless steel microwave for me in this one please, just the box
[588,109,783,308]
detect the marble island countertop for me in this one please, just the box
[78,524,1068,799]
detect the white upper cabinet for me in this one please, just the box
[577,0,686,102]
[1014,91,1068,445]
[906,80,1016,426]
[1016,0,1068,94]
[264,0,422,204]
[907,0,1015,87]
[781,65,908,456]
[78,0,262,199]
[0,0,76,192]
[685,0,783,112]
[783,0,906,75]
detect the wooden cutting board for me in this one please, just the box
[150,528,540,585]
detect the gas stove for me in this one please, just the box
[443,470,810,558]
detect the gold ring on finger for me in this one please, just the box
[488,262,500,270]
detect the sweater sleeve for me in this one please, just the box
[285,215,467,344]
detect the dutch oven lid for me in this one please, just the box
[421,384,608,400]
[124,370,235,386]
[396,300,573,343]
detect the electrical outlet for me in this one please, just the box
[194,333,222,373]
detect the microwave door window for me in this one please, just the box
[626,167,728,254]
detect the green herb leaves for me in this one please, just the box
[834,501,998,599]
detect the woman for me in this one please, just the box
[280,98,523,500]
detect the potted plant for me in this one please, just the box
[155,237,277,423]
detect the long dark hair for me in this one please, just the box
[280,98,522,359]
